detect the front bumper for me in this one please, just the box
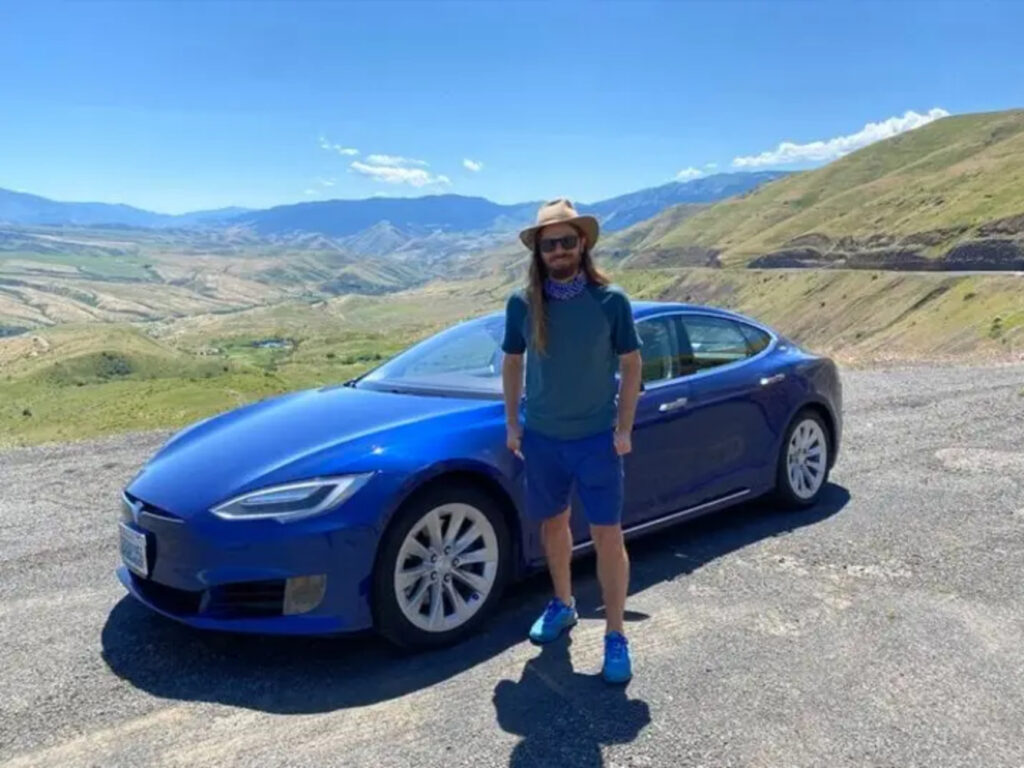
[116,566,359,635]
[116,497,380,635]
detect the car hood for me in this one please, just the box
[127,384,497,517]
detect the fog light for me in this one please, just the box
[283,575,327,615]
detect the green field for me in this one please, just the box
[2,267,1021,449]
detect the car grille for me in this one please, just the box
[130,574,285,618]
[131,574,203,615]
[205,580,285,618]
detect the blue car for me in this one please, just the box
[118,300,842,648]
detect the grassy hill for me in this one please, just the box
[2,266,1021,448]
[621,109,1024,269]
[602,203,709,264]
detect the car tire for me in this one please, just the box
[772,408,831,508]
[372,481,511,649]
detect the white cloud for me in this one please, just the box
[675,167,704,181]
[366,154,428,167]
[463,158,483,172]
[705,162,718,170]
[350,161,451,187]
[303,189,317,195]
[317,178,336,187]
[732,108,950,168]
[318,136,359,156]
[349,152,448,187]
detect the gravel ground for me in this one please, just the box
[1,362,1023,768]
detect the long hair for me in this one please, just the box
[526,225,611,356]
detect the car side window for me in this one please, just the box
[678,315,751,372]
[636,315,695,383]
[740,323,772,355]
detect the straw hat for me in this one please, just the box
[519,197,599,251]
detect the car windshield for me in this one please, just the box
[354,314,506,397]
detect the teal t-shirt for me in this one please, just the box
[501,281,642,440]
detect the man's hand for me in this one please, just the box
[615,350,641,454]
[613,428,632,456]
[507,424,524,460]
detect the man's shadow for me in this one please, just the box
[492,637,650,768]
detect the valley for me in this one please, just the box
[2,264,1021,449]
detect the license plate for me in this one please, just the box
[119,522,149,578]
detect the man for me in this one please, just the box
[500,198,643,684]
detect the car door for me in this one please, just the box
[672,313,777,506]
[614,313,699,525]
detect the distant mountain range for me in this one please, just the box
[0,188,250,228]
[234,195,538,238]
[228,171,790,238]
[0,172,789,238]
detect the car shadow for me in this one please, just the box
[101,483,850,715]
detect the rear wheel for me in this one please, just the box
[372,482,511,649]
[772,409,830,507]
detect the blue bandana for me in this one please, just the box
[543,271,587,300]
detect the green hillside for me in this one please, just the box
[623,109,1024,269]
[602,203,708,264]
[3,266,1022,448]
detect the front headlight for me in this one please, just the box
[210,473,375,522]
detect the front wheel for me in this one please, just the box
[372,483,511,649]
[772,409,831,507]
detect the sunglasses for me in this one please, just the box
[539,234,579,253]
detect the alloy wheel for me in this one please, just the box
[393,502,499,633]
[786,418,828,500]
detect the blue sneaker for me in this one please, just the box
[603,631,632,683]
[528,597,578,643]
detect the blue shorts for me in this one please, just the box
[521,427,624,527]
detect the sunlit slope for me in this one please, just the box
[628,110,1024,268]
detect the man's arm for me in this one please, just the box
[502,352,524,430]
[499,291,527,434]
[616,350,642,434]
[607,288,642,434]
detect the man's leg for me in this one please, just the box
[574,429,632,681]
[590,523,629,634]
[541,506,573,605]
[522,428,576,643]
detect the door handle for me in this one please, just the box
[760,373,786,386]
[658,396,689,413]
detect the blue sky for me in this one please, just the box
[2,0,1023,214]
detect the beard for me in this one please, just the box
[546,254,580,281]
